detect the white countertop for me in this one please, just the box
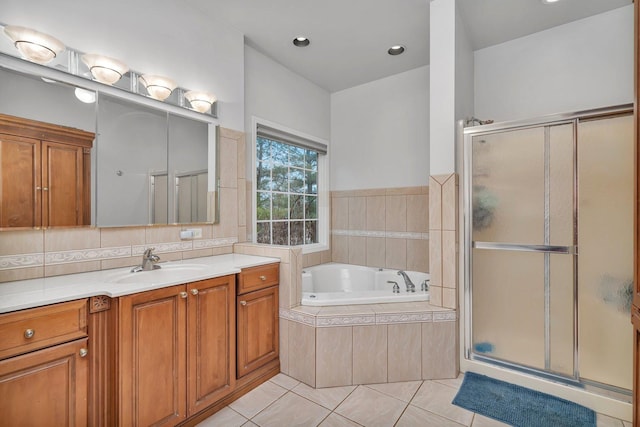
[0,254,280,314]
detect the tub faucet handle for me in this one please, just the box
[421,279,430,292]
[387,280,400,294]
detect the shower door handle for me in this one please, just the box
[473,242,576,254]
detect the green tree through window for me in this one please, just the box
[256,136,318,245]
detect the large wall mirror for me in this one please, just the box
[0,60,219,229]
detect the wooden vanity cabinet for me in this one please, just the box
[0,114,93,228]
[118,275,235,427]
[237,263,279,379]
[0,299,89,427]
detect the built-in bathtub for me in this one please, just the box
[301,263,429,306]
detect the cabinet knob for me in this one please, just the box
[42,187,49,191]
[259,275,266,281]
[240,301,247,306]
[24,329,35,339]
[79,348,88,358]
[35,186,41,191]
[180,291,188,299]
[190,289,199,296]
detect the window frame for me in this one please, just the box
[251,117,329,253]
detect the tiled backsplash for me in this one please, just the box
[330,187,429,272]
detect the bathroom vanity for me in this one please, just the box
[0,254,280,427]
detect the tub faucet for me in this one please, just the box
[131,248,161,272]
[397,270,415,292]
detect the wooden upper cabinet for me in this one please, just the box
[0,114,94,228]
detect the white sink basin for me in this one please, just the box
[104,263,213,284]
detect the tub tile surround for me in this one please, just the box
[0,127,246,283]
[429,174,459,310]
[279,302,458,388]
[330,186,429,272]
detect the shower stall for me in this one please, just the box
[463,105,634,399]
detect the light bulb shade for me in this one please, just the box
[74,87,96,104]
[81,53,128,85]
[3,26,65,64]
[140,74,177,101]
[184,90,216,113]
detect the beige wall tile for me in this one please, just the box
[155,251,183,262]
[422,321,458,379]
[332,235,349,263]
[279,262,292,308]
[388,323,422,382]
[320,250,332,264]
[332,197,349,230]
[366,237,385,268]
[386,186,428,196]
[215,187,239,238]
[407,195,428,233]
[406,239,429,273]
[100,227,145,247]
[279,318,290,375]
[430,285,443,307]
[316,326,353,388]
[442,230,457,289]
[303,251,322,268]
[183,248,214,259]
[144,226,180,245]
[442,287,457,310]
[246,180,253,236]
[101,257,138,270]
[45,261,101,277]
[45,228,100,251]
[442,174,458,232]
[0,267,44,283]
[348,236,366,266]
[0,230,43,255]
[429,230,442,287]
[366,196,386,231]
[385,195,407,232]
[385,238,407,270]
[237,133,246,179]
[348,197,366,230]
[353,325,387,384]
[238,178,247,227]
[211,246,233,256]
[219,135,238,189]
[429,177,442,231]
[288,321,316,387]
[237,226,247,243]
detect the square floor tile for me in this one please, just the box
[396,404,465,427]
[365,381,422,403]
[318,413,361,427]
[196,407,247,427]
[292,382,356,410]
[270,373,301,390]
[411,381,474,426]
[471,413,511,427]
[252,391,330,427]
[433,374,464,390]
[335,386,408,427]
[229,381,287,419]
[596,413,625,427]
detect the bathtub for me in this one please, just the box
[301,263,430,306]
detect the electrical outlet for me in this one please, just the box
[186,228,202,238]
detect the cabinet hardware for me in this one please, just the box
[79,348,88,358]
[190,289,199,296]
[240,301,247,306]
[259,275,266,281]
[24,328,35,339]
[35,186,41,190]
[42,187,49,191]
[180,291,188,299]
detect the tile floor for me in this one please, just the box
[197,373,632,427]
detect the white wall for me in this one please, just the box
[244,45,331,147]
[474,5,633,122]
[330,66,430,191]
[1,0,245,130]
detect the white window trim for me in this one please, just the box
[251,117,329,254]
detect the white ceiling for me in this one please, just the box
[189,0,632,93]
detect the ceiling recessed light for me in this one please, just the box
[293,37,310,47]
[388,45,405,56]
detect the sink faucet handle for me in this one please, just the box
[143,247,156,257]
[387,280,400,294]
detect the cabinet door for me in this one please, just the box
[633,305,640,426]
[119,285,186,427]
[187,276,236,415]
[42,142,85,227]
[0,338,88,427]
[0,134,40,227]
[237,286,279,378]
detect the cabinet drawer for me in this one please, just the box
[0,299,88,360]
[237,263,279,295]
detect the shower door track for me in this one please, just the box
[462,104,633,394]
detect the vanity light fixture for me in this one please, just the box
[3,25,65,64]
[293,36,310,47]
[139,74,177,101]
[81,54,129,85]
[184,90,216,113]
[388,45,405,56]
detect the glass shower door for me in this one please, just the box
[469,123,576,377]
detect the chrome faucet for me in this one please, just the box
[397,270,415,292]
[131,248,161,272]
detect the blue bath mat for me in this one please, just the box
[452,372,596,427]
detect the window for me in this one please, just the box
[253,121,327,248]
